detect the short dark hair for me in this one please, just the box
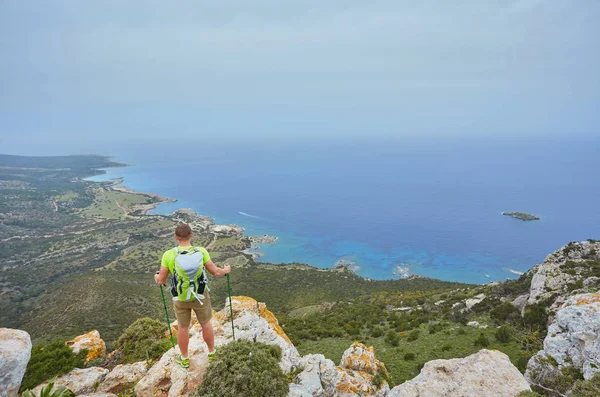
[175,223,192,238]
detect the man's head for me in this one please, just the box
[175,223,193,242]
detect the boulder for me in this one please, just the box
[98,361,148,393]
[527,241,600,307]
[0,328,32,397]
[512,294,529,314]
[31,368,109,396]
[388,349,530,397]
[214,296,300,373]
[66,330,106,364]
[464,293,486,310]
[292,343,389,397]
[134,336,209,397]
[287,383,313,397]
[526,292,600,382]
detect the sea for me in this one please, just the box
[86,137,600,285]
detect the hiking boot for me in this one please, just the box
[176,354,189,369]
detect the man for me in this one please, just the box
[155,223,231,368]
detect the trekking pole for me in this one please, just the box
[227,274,236,340]
[160,284,177,350]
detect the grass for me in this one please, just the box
[296,318,523,386]
[80,188,154,219]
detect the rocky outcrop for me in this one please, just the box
[135,296,299,396]
[214,296,300,373]
[32,368,109,396]
[291,343,389,397]
[526,291,600,386]
[526,240,600,309]
[67,330,106,364]
[97,362,147,393]
[388,349,530,397]
[0,328,32,397]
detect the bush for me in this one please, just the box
[22,381,76,397]
[113,317,172,363]
[441,344,452,351]
[572,372,600,397]
[371,326,384,338]
[194,340,288,397]
[490,302,519,324]
[20,340,87,391]
[384,330,400,347]
[518,392,544,397]
[495,325,512,343]
[408,330,420,342]
[404,353,416,361]
[523,305,548,331]
[474,333,490,347]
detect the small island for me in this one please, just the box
[502,212,540,221]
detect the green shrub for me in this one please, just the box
[523,305,548,331]
[474,333,490,347]
[194,340,288,397]
[113,317,171,364]
[495,325,512,343]
[571,372,600,397]
[490,302,519,324]
[408,330,420,342]
[22,381,76,397]
[20,340,87,391]
[404,353,416,361]
[384,330,400,347]
[371,326,384,338]
[441,344,452,351]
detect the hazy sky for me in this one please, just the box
[1,1,599,154]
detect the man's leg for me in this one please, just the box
[201,321,214,353]
[178,326,189,358]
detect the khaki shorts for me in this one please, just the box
[173,291,212,327]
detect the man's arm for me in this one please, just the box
[154,266,170,285]
[204,260,231,277]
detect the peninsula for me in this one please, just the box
[502,212,540,221]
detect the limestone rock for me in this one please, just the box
[32,368,109,396]
[340,342,388,376]
[526,292,600,382]
[79,394,117,397]
[214,296,300,373]
[464,293,486,310]
[287,383,313,397]
[0,328,31,397]
[512,294,529,314]
[98,361,148,393]
[527,241,600,308]
[388,349,530,397]
[293,343,389,397]
[134,336,209,397]
[67,330,106,364]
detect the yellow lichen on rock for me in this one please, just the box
[66,330,106,364]
[258,302,292,345]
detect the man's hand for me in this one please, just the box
[155,267,169,285]
[223,264,231,275]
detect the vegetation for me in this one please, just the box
[21,381,76,397]
[502,212,540,221]
[112,317,171,364]
[571,373,600,397]
[194,340,288,397]
[20,340,86,392]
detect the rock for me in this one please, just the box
[512,294,529,314]
[293,343,389,397]
[32,368,109,396]
[136,296,299,396]
[0,328,31,397]
[527,241,600,307]
[466,321,486,329]
[389,349,530,397]
[67,330,106,364]
[134,337,209,397]
[98,361,148,393]
[526,292,600,382]
[79,394,117,397]
[464,293,486,310]
[214,296,300,373]
[340,342,388,376]
[287,383,313,397]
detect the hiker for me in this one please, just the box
[154,223,231,368]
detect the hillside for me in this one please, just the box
[2,154,599,397]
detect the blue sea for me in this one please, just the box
[87,137,600,284]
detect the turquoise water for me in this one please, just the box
[87,138,600,284]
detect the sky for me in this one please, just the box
[1,1,599,154]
